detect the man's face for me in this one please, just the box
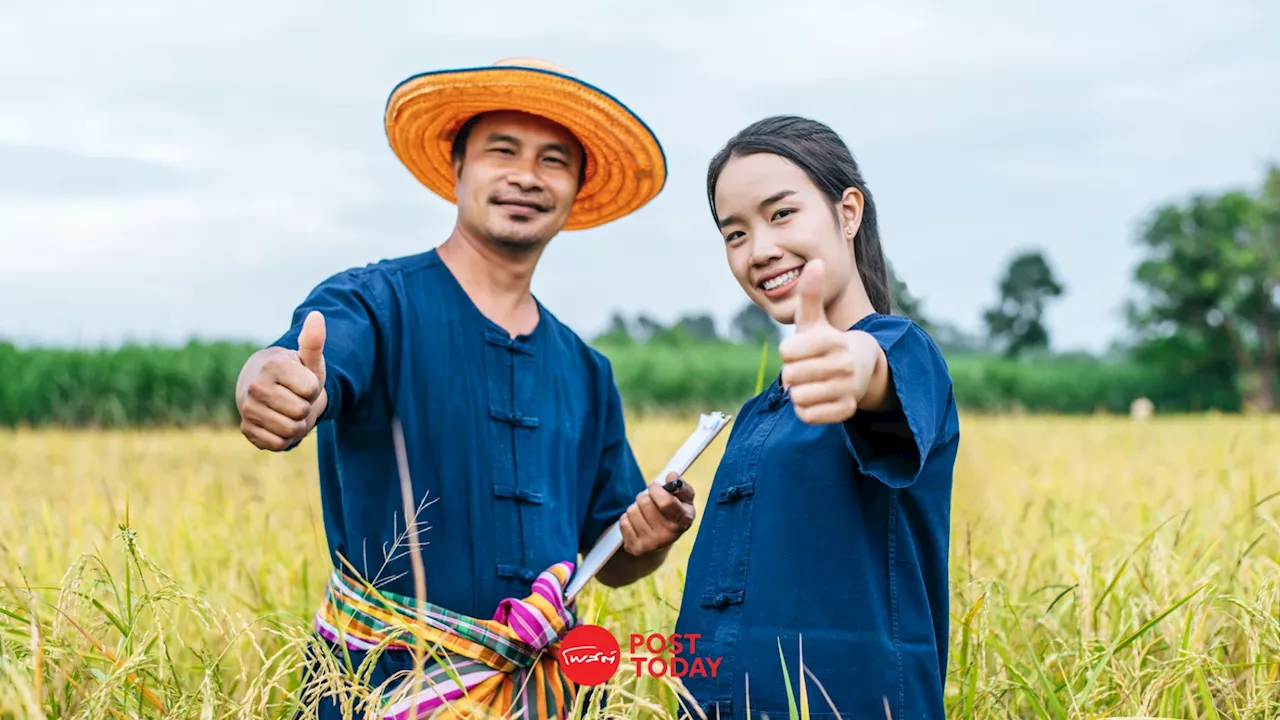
[452,111,584,252]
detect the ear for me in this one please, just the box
[838,187,864,239]
[571,142,588,196]
[452,157,465,184]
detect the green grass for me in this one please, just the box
[0,338,1217,429]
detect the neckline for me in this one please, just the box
[429,247,546,345]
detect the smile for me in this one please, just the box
[759,267,802,291]
[495,200,547,212]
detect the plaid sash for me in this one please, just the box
[314,561,580,719]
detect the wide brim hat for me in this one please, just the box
[383,57,667,231]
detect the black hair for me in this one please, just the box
[450,113,589,190]
[706,115,892,315]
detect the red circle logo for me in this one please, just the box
[556,624,620,686]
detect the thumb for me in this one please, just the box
[794,259,829,331]
[297,310,326,377]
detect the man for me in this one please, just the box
[234,58,691,717]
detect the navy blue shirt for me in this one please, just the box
[673,313,958,720]
[269,249,647,620]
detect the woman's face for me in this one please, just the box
[713,152,861,325]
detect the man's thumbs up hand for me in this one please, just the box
[297,310,327,390]
[236,310,330,451]
[778,260,869,425]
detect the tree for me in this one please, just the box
[887,262,931,332]
[730,303,780,345]
[593,312,633,344]
[982,249,1065,357]
[632,314,665,343]
[674,313,719,342]
[885,262,987,352]
[1126,164,1280,412]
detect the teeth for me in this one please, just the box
[762,269,800,290]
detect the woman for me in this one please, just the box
[672,116,959,720]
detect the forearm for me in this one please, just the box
[848,330,895,413]
[595,543,669,588]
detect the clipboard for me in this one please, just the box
[563,411,733,603]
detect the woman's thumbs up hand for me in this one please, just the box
[778,260,881,425]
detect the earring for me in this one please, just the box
[846,225,854,237]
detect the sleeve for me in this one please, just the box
[579,358,647,555]
[269,269,384,425]
[840,315,955,489]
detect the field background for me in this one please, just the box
[2,410,1278,719]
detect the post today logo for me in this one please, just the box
[556,625,620,686]
[557,624,722,686]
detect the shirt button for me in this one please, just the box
[714,594,729,607]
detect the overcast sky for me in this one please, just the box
[2,0,1277,353]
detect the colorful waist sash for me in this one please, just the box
[314,561,580,719]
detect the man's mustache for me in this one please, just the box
[490,193,553,212]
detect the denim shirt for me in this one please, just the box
[673,313,959,720]
[270,249,646,620]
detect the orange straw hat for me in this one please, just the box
[384,57,668,231]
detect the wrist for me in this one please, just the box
[846,330,893,412]
[312,387,329,422]
[845,331,878,388]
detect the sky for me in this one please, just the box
[1,0,1277,353]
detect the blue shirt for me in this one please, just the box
[269,249,647,620]
[673,313,959,720]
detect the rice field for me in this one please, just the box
[0,414,1278,719]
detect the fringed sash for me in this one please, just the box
[314,561,580,719]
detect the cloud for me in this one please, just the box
[1,0,1278,354]
[0,145,199,197]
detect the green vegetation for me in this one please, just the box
[0,336,1227,429]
